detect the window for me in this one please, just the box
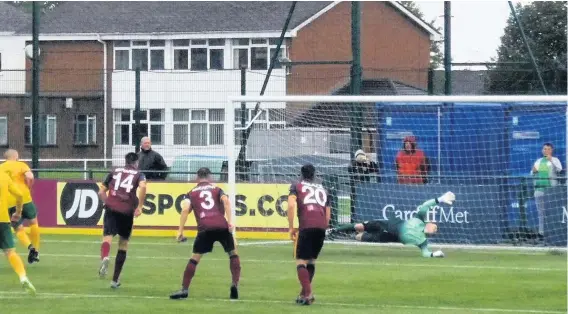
[190,110,207,146]
[173,39,225,71]
[173,109,224,146]
[191,48,207,70]
[114,109,131,145]
[209,109,224,145]
[148,109,164,145]
[132,49,148,71]
[113,40,165,71]
[209,49,224,70]
[173,109,189,145]
[0,116,7,145]
[113,109,164,145]
[251,47,268,70]
[232,38,287,70]
[25,115,57,145]
[233,49,248,69]
[174,49,189,70]
[233,108,286,145]
[114,41,130,70]
[74,114,96,145]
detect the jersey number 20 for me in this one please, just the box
[113,172,134,193]
[301,185,327,207]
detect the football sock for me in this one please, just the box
[29,224,40,250]
[15,229,32,249]
[307,264,315,283]
[112,250,127,282]
[229,255,241,286]
[100,242,110,260]
[296,265,311,297]
[334,223,356,232]
[182,259,198,290]
[7,250,26,280]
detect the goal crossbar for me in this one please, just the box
[228,95,568,104]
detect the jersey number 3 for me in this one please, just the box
[301,185,327,207]
[113,173,134,193]
[199,191,215,210]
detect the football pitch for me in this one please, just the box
[0,235,566,314]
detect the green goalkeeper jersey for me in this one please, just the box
[397,199,437,256]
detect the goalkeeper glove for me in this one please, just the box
[432,250,445,258]
[438,191,455,205]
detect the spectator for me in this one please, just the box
[395,136,428,184]
[349,149,379,182]
[531,142,563,242]
[138,136,168,180]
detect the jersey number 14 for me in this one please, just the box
[113,173,134,193]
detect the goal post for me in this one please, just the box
[226,95,568,248]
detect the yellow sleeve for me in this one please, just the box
[21,162,31,174]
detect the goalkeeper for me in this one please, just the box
[326,191,455,258]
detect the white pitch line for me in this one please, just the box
[41,239,289,247]
[0,291,563,314]
[21,252,565,272]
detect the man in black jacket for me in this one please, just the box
[138,137,168,180]
[349,149,379,182]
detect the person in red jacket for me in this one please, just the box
[395,136,429,184]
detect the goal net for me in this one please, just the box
[225,95,567,249]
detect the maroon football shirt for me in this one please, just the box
[289,180,330,230]
[187,182,229,231]
[102,166,145,215]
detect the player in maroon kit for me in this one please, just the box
[97,152,147,289]
[288,164,331,306]
[170,167,241,300]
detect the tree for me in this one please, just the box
[487,2,567,94]
[400,1,444,69]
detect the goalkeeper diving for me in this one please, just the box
[326,191,455,258]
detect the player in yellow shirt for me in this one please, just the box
[0,149,40,263]
[0,171,36,295]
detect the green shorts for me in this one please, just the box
[9,202,38,228]
[0,223,15,250]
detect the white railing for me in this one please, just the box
[1,158,177,180]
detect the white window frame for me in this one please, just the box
[172,109,190,145]
[172,39,226,71]
[74,114,97,145]
[208,109,225,145]
[171,109,225,147]
[113,109,165,146]
[144,109,165,145]
[250,108,286,129]
[0,115,7,145]
[231,38,287,70]
[113,40,165,71]
[25,114,57,145]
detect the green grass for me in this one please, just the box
[0,235,566,313]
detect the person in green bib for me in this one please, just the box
[326,191,455,258]
[531,143,563,242]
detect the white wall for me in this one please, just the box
[0,35,27,94]
[111,69,286,109]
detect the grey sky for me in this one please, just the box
[417,1,521,63]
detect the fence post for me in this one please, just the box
[31,2,40,177]
[83,159,88,180]
[134,68,141,152]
